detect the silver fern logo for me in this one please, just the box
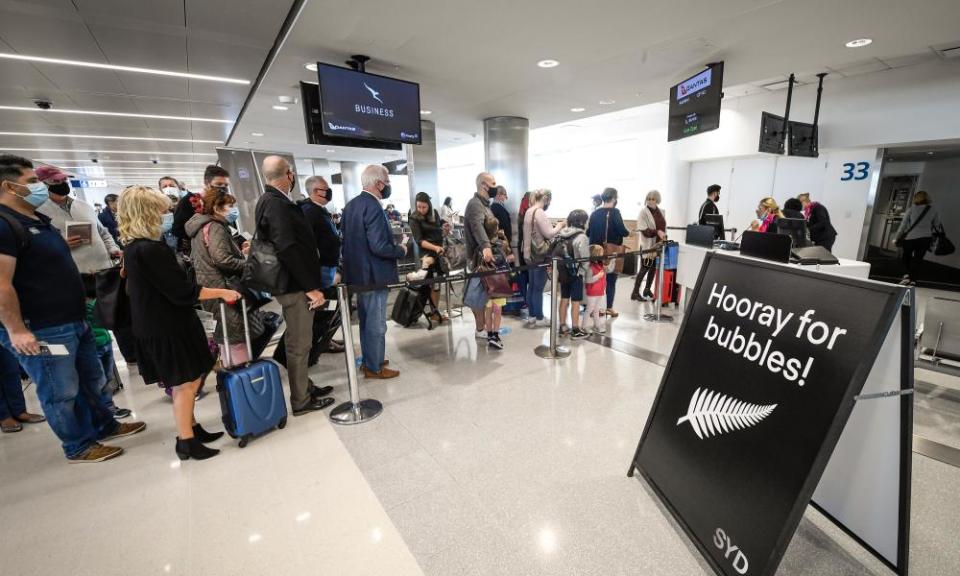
[677,388,777,439]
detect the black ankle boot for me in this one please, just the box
[192,423,224,444]
[175,437,220,461]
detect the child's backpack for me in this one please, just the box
[549,231,582,284]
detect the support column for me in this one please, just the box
[405,119,438,207]
[484,116,529,248]
[340,161,363,203]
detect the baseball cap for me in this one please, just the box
[35,165,70,184]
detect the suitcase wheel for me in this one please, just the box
[277,417,287,430]
[238,435,251,448]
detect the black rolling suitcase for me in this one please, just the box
[391,287,425,327]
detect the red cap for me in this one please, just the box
[35,165,69,184]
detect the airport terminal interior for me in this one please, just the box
[2,1,960,575]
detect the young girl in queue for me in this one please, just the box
[583,245,607,334]
[118,185,242,461]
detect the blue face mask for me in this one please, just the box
[160,213,174,235]
[225,206,240,224]
[13,181,49,208]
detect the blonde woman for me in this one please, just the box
[118,186,241,461]
[896,190,941,285]
[751,197,784,234]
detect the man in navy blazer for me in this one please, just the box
[342,164,407,379]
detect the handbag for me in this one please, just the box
[441,235,468,273]
[201,222,273,310]
[92,266,130,330]
[528,208,552,263]
[603,209,626,274]
[895,206,930,248]
[931,224,955,256]
[475,255,513,299]
[241,209,289,294]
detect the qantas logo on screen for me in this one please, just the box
[676,387,776,439]
[355,81,395,117]
[677,69,712,100]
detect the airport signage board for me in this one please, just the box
[631,252,902,576]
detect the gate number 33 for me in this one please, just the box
[841,162,870,181]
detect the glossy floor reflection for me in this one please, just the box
[0,355,422,576]
[330,277,960,576]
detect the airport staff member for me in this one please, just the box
[698,184,721,226]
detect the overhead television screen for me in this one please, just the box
[667,62,724,142]
[300,82,401,151]
[788,121,818,158]
[317,63,421,145]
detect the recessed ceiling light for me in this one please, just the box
[278,96,295,104]
[845,38,873,48]
[537,59,560,68]
[271,105,289,111]
[326,149,335,153]
[0,52,249,84]
[2,147,216,156]
[305,63,318,72]
[598,100,616,105]
[570,107,586,112]
[420,110,432,115]
[0,131,222,144]
[35,159,210,164]
[927,151,935,155]
[251,132,264,137]
[0,105,232,124]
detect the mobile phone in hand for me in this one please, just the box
[38,342,69,356]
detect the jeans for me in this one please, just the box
[526,267,548,320]
[0,322,118,458]
[357,290,388,373]
[606,272,619,309]
[95,343,120,411]
[320,265,337,289]
[0,346,25,420]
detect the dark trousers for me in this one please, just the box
[632,261,656,296]
[605,272,618,309]
[901,237,932,281]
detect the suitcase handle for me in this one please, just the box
[219,298,252,367]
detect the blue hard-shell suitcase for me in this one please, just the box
[216,301,287,448]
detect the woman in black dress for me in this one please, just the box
[118,186,241,461]
[408,192,448,322]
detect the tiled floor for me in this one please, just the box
[2,278,959,575]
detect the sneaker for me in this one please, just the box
[475,329,487,339]
[558,325,571,337]
[570,328,589,339]
[112,407,132,420]
[534,318,552,328]
[487,333,504,350]
[406,269,428,282]
[524,318,537,328]
[102,421,147,441]
[68,443,124,463]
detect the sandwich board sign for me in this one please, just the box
[629,252,908,576]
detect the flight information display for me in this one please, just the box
[667,62,724,142]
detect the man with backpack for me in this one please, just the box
[552,209,591,339]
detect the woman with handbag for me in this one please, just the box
[119,185,241,461]
[587,187,630,318]
[408,192,448,323]
[522,189,564,328]
[895,190,941,286]
[631,191,667,302]
[185,187,255,366]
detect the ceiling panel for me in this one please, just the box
[29,64,128,94]
[185,0,290,45]
[0,10,102,62]
[74,0,186,29]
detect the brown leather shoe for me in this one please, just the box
[361,365,400,379]
[102,421,147,441]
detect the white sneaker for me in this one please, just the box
[534,318,551,328]
[475,329,487,339]
[524,318,537,328]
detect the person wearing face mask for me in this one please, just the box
[490,186,512,243]
[254,156,333,412]
[36,166,122,275]
[0,155,145,463]
[751,197,784,234]
[185,187,251,365]
[299,175,341,290]
[631,190,667,302]
[698,184,721,228]
[172,167,229,255]
[523,188,564,328]
[98,193,121,245]
[465,172,510,346]
[342,164,408,376]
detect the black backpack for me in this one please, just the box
[549,231,582,284]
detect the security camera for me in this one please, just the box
[152,159,158,165]
[33,99,52,110]
[91,158,99,163]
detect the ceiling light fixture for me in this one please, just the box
[598,100,615,105]
[2,147,216,156]
[278,96,295,104]
[420,110,432,115]
[251,132,264,137]
[0,105,232,124]
[36,159,211,165]
[570,107,586,112]
[0,52,249,84]
[326,149,335,153]
[271,105,289,111]
[537,59,560,68]
[845,38,873,48]
[0,131,223,144]
[305,63,318,72]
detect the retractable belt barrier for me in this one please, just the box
[329,245,662,424]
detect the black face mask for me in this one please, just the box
[380,183,392,199]
[324,188,333,202]
[486,185,498,199]
[48,182,70,197]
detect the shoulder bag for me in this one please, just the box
[93,266,131,330]
[241,204,290,294]
[894,206,930,247]
[931,223,955,256]
[603,209,627,274]
[529,208,552,263]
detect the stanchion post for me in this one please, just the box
[329,284,384,425]
[535,258,571,359]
